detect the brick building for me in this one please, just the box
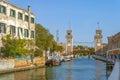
[94,29,103,54]
[107,32,120,55]
[65,30,73,54]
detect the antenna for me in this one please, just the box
[68,21,71,30]
[56,30,59,43]
[97,22,100,29]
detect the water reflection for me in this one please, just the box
[0,57,107,80]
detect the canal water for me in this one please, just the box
[0,57,107,80]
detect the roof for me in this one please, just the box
[2,0,35,16]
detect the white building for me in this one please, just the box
[0,0,35,47]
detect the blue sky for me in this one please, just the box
[7,0,120,46]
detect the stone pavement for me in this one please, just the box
[108,60,120,80]
[92,55,113,62]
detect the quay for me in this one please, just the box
[108,61,120,80]
[93,55,120,80]
[92,55,113,62]
[0,64,44,74]
[0,55,46,74]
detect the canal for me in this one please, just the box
[0,57,108,80]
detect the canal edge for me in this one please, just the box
[0,64,45,74]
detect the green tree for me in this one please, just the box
[35,24,56,56]
[2,35,29,57]
[35,23,64,56]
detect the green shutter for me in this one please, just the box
[10,9,12,16]
[24,29,26,37]
[0,5,6,14]
[0,5,1,13]
[18,27,19,36]
[3,6,6,14]
[14,26,16,33]
[14,10,16,17]
[10,25,12,34]
[4,24,6,33]
[0,23,1,33]
[27,30,28,37]
[31,31,34,38]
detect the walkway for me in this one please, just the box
[92,55,113,62]
[108,60,120,80]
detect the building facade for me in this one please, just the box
[0,0,35,47]
[107,32,120,54]
[94,29,103,54]
[65,30,73,54]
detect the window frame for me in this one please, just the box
[18,12,23,20]
[68,33,71,35]
[0,5,6,14]
[10,25,16,35]
[30,30,34,38]
[18,27,23,37]
[24,29,29,37]
[31,17,34,24]
[0,22,6,33]
[25,15,29,22]
[10,9,16,17]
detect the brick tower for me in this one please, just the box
[94,29,103,54]
[66,30,73,54]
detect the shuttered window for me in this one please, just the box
[0,5,6,14]
[0,22,6,33]
[10,9,16,17]
[24,29,29,37]
[18,12,23,20]
[31,31,34,38]
[10,25,16,36]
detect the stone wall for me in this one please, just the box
[14,55,45,68]
[14,60,31,68]
[0,52,45,69]
[0,59,14,70]
[34,57,45,65]
[34,52,46,65]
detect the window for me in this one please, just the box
[97,33,101,36]
[18,27,23,38]
[97,39,100,42]
[18,12,23,20]
[10,9,16,17]
[0,22,6,33]
[0,5,6,14]
[24,29,29,37]
[31,31,34,38]
[68,33,70,35]
[10,25,16,36]
[25,15,29,22]
[31,17,34,23]
[67,39,70,43]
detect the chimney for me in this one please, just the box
[28,5,30,12]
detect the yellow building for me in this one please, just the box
[107,32,120,55]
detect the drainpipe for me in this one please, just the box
[28,5,30,31]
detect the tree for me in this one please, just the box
[35,24,57,56]
[2,35,29,57]
[35,23,64,56]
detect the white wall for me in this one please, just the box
[0,59,14,70]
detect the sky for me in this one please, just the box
[7,0,120,46]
